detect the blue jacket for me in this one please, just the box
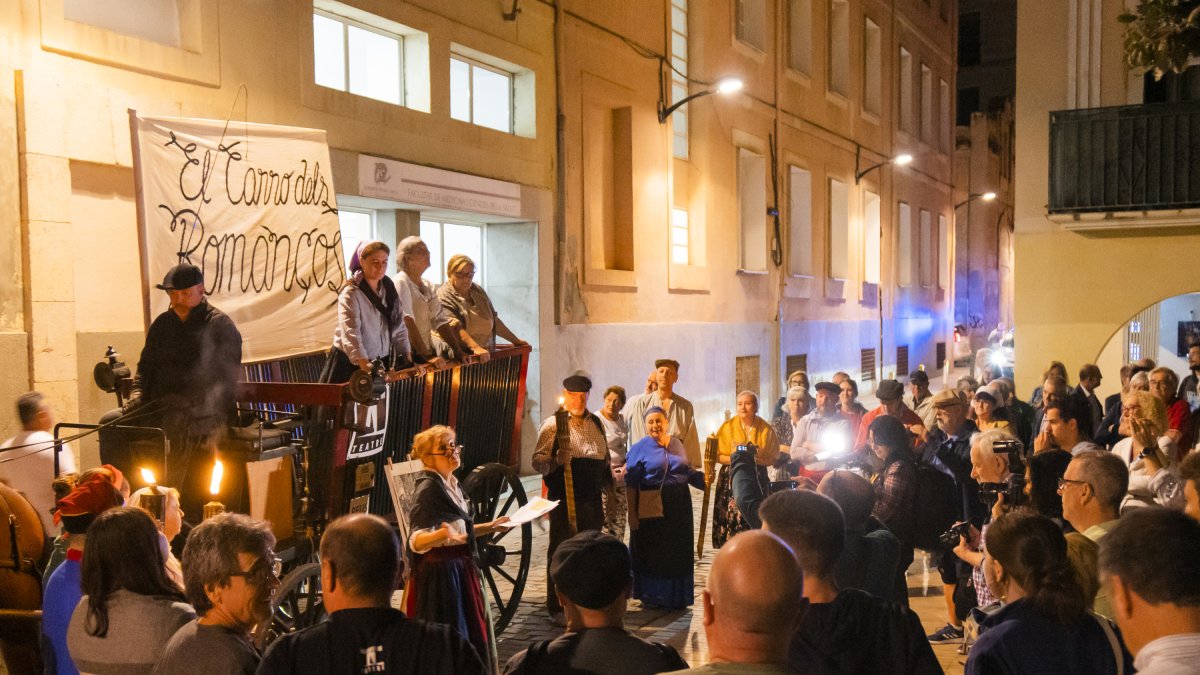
[965,598,1134,675]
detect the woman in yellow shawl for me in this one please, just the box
[711,391,779,548]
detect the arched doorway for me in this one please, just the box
[1095,291,1200,407]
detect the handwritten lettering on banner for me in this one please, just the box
[130,113,345,362]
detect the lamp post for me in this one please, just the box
[855,149,912,184]
[658,77,743,123]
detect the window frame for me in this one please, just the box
[450,53,516,134]
[313,8,406,107]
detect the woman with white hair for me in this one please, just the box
[393,236,468,363]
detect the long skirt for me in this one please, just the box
[711,464,759,549]
[405,544,495,672]
[629,483,694,609]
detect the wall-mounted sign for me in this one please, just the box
[358,154,522,218]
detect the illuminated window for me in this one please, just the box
[863,190,881,284]
[738,148,767,272]
[451,55,514,133]
[671,0,689,159]
[828,178,850,279]
[420,220,484,285]
[671,208,690,265]
[337,208,375,271]
[313,11,403,105]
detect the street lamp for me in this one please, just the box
[855,149,912,184]
[658,77,743,123]
[954,191,996,209]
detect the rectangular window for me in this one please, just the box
[959,12,981,66]
[863,190,881,284]
[735,355,762,400]
[419,220,484,286]
[671,207,690,265]
[863,17,881,115]
[828,178,850,279]
[671,0,689,159]
[938,213,950,289]
[735,0,767,51]
[919,208,933,286]
[899,47,913,133]
[860,348,877,382]
[450,55,514,133]
[898,202,913,286]
[583,105,635,272]
[313,11,403,106]
[788,166,813,276]
[828,0,849,96]
[337,208,375,271]
[939,78,951,152]
[738,148,768,272]
[788,0,812,75]
[920,64,933,142]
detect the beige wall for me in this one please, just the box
[1013,0,1200,398]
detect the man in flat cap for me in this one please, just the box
[790,381,855,471]
[622,359,701,466]
[905,369,938,431]
[501,531,687,674]
[99,263,242,522]
[852,379,927,457]
[533,373,611,622]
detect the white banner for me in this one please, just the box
[130,112,345,362]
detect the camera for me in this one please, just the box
[992,439,1026,473]
[735,442,758,455]
[979,474,1027,509]
[939,521,972,547]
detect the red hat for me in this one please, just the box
[56,474,123,518]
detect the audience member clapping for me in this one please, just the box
[502,531,687,674]
[1111,390,1184,510]
[154,513,278,675]
[67,507,194,675]
[965,512,1133,675]
[759,489,942,675]
[1148,367,1192,448]
[1099,507,1200,674]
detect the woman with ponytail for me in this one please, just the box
[965,511,1133,675]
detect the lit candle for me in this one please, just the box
[203,459,225,521]
[138,468,165,521]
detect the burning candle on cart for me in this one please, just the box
[138,467,166,522]
[203,458,225,520]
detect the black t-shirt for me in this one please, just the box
[502,627,688,675]
[256,607,486,675]
[789,589,943,675]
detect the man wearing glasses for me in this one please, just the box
[155,512,279,675]
[1059,451,1129,619]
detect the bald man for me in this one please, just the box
[673,530,806,673]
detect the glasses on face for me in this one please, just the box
[231,556,282,584]
[452,269,476,279]
[1056,477,1089,493]
[430,440,462,457]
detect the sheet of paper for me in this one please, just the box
[497,497,559,526]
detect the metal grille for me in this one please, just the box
[735,355,761,399]
[1049,100,1200,214]
[785,353,808,376]
[936,341,947,370]
[860,348,877,382]
[896,345,910,377]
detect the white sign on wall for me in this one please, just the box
[130,112,345,362]
[357,153,522,218]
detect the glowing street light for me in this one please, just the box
[659,77,744,123]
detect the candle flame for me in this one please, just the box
[140,467,156,485]
[210,459,224,496]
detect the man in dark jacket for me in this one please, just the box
[760,490,942,675]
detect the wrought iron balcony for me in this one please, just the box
[1049,100,1200,214]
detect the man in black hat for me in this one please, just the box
[532,372,611,622]
[905,370,937,431]
[501,531,688,674]
[790,381,855,470]
[99,263,242,520]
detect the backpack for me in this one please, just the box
[911,461,960,551]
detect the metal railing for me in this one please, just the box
[1049,100,1200,214]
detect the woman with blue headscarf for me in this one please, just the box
[625,406,704,609]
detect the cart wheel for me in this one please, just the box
[463,462,532,634]
[255,562,325,649]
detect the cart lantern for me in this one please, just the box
[203,459,226,520]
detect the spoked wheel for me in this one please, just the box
[463,462,532,634]
[254,561,326,649]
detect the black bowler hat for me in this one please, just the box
[814,381,840,395]
[550,530,631,609]
[155,264,204,291]
[563,372,592,393]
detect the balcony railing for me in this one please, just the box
[1049,100,1200,214]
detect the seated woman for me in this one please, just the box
[327,240,413,383]
[966,511,1133,675]
[437,254,526,363]
[405,426,509,672]
[67,507,194,675]
[865,415,918,605]
[625,407,705,609]
[712,391,780,548]
[1111,390,1184,510]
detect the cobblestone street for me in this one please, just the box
[493,484,968,674]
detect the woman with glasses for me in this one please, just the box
[155,512,278,675]
[406,425,509,672]
[327,240,413,383]
[67,507,194,675]
[965,511,1133,675]
[437,254,526,363]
